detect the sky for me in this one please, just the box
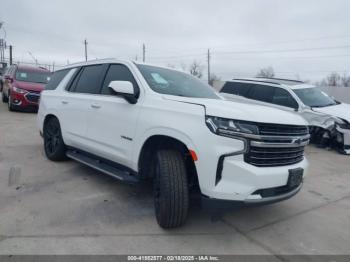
[1,0,350,82]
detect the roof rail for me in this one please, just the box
[65,58,116,67]
[232,78,281,85]
[255,77,304,83]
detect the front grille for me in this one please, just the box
[25,92,40,103]
[245,146,305,167]
[244,123,309,167]
[258,123,309,136]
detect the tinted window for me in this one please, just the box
[294,87,337,107]
[101,64,139,95]
[272,88,298,109]
[45,69,70,90]
[15,70,51,84]
[137,64,219,99]
[74,65,104,94]
[220,82,251,97]
[246,84,275,103]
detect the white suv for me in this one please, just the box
[38,59,310,228]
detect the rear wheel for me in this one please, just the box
[43,117,67,161]
[153,149,189,228]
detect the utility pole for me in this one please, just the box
[142,43,145,62]
[84,39,88,61]
[9,45,12,65]
[52,61,55,72]
[207,49,211,85]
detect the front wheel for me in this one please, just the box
[2,91,8,103]
[7,93,14,111]
[43,117,67,161]
[153,149,189,228]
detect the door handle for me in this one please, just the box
[91,104,101,109]
[61,100,69,105]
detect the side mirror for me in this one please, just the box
[108,80,137,104]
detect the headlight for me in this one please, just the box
[12,86,28,94]
[206,116,259,137]
[337,118,350,129]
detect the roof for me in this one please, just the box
[58,58,184,73]
[230,77,316,89]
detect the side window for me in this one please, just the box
[220,82,250,97]
[45,69,70,90]
[74,65,104,94]
[101,64,139,96]
[272,88,298,109]
[247,84,275,103]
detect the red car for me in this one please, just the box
[1,64,51,112]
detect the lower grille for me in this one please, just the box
[25,92,40,103]
[245,146,305,167]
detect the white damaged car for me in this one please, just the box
[219,78,350,155]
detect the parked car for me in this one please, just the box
[38,59,310,228]
[219,78,350,154]
[1,64,51,111]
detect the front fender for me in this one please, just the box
[131,126,198,171]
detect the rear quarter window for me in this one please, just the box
[45,69,70,90]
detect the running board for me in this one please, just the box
[66,150,139,184]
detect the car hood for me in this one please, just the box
[162,95,308,126]
[14,80,45,92]
[313,103,350,123]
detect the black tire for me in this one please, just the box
[153,149,189,228]
[43,117,67,161]
[7,93,14,111]
[2,91,7,103]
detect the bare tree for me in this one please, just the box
[256,66,275,78]
[341,73,350,87]
[327,72,341,87]
[209,73,221,87]
[188,60,203,78]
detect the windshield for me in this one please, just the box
[294,87,337,107]
[15,70,51,84]
[136,64,219,99]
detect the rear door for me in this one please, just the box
[85,63,142,167]
[271,87,299,111]
[246,84,275,103]
[59,64,107,150]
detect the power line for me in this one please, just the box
[212,44,350,55]
[211,53,350,61]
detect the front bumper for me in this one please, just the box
[335,125,350,155]
[202,182,303,209]
[10,91,40,111]
[196,128,309,203]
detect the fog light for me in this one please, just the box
[336,133,343,143]
[12,99,21,105]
